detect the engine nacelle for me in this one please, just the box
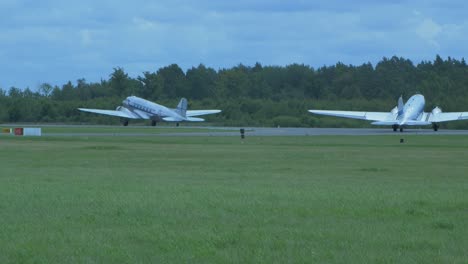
[116,106,134,116]
[432,107,442,115]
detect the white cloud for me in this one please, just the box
[133,17,161,31]
[80,29,93,46]
[416,18,442,47]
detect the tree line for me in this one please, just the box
[1,55,468,128]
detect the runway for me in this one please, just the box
[39,126,468,137]
[158,127,468,136]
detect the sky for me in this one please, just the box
[1,0,467,90]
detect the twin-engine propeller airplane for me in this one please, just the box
[309,94,468,132]
[79,96,221,126]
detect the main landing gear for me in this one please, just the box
[392,123,439,132]
[151,120,157,126]
[392,124,403,132]
[121,119,129,126]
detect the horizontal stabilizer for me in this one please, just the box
[404,121,432,126]
[163,117,205,122]
[371,121,398,125]
[186,117,205,122]
[186,110,221,117]
[371,121,432,126]
[162,117,183,122]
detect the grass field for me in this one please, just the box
[0,134,467,263]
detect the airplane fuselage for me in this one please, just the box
[399,94,425,125]
[122,96,184,121]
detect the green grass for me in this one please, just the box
[0,135,467,263]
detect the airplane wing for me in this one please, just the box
[78,108,140,119]
[308,110,392,122]
[429,112,468,123]
[186,110,222,117]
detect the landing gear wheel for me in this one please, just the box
[151,120,157,126]
[176,123,179,127]
[120,118,129,126]
[399,127,403,132]
[432,123,439,131]
[392,125,398,132]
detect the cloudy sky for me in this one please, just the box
[1,0,467,89]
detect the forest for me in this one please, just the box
[1,55,468,128]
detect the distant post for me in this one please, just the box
[240,128,245,139]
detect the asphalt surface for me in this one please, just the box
[161,127,468,136]
[39,126,468,136]
[3,124,468,137]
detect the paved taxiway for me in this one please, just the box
[39,126,468,137]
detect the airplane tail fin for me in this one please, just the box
[397,95,404,116]
[175,98,188,117]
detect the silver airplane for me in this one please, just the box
[309,94,468,132]
[79,96,221,126]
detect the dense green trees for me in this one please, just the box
[1,56,468,127]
